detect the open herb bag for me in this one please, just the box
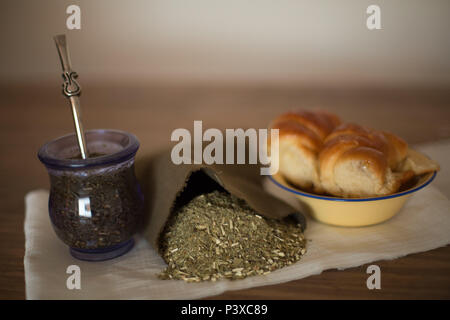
[141,149,306,252]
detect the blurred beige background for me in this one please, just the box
[1,0,449,86]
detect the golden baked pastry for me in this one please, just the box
[269,110,341,193]
[269,111,439,198]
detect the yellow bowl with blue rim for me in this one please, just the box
[269,171,437,227]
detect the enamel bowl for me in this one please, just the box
[269,171,437,227]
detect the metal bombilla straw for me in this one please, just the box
[53,34,89,159]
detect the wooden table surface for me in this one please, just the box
[1,84,449,300]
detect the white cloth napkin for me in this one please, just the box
[24,141,450,299]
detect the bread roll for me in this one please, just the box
[400,148,440,175]
[269,110,341,193]
[319,124,409,197]
[271,111,439,198]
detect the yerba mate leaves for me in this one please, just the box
[49,163,143,249]
[159,191,307,282]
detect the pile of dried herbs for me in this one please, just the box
[158,191,306,282]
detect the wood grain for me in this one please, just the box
[0,84,449,300]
